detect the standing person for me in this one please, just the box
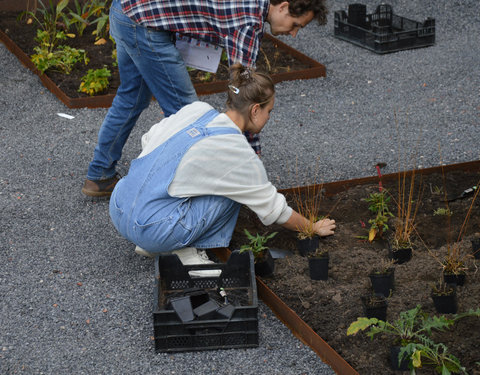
[109,64,335,267]
[82,0,329,197]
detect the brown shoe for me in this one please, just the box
[81,173,120,197]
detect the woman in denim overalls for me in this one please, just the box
[110,64,335,264]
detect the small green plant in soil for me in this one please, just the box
[18,0,71,45]
[66,0,111,39]
[239,229,277,262]
[348,305,480,373]
[19,0,89,73]
[32,33,88,74]
[347,305,455,345]
[79,66,111,95]
[434,207,453,216]
[363,190,393,242]
[402,337,467,374]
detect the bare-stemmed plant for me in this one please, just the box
[389,111,424,254]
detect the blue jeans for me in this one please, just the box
[87,0,198,180]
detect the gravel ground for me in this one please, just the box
[1,0,478,374]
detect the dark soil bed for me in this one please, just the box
[230,169,480,375]
[0,10,308,99]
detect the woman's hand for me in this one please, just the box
[314,218,336,237]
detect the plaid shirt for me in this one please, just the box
[121,0,270,67]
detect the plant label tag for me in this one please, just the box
[175,34,222,73]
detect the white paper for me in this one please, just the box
[176,35,223,73]
[57,113,75,120]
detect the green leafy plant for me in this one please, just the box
[402,337,467,374]
[64,0,111,39]
[31,30,88,73]
[18,0,72,50]
[363,190,394,242]
[79,66,111,95]
[347,305,455,345]
[433,207,453,216]
[239,229,277,262]
[348,305,480,373]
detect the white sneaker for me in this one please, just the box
[172,247,222,278]
[135,245,155,258]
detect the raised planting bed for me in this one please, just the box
[228,160,480,374]
[0,9,325,108]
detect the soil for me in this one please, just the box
[229,169,480,375]
[0,11,308,98]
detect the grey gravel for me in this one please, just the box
[1,0,479,374]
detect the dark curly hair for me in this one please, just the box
[270,0,328,25]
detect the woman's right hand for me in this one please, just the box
[314,218,336,237]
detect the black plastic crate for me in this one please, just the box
[153,250,258,352]
[334,3,435,54]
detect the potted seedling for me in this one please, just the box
[401,339,468,375]
[388,166,423,264]
[368,258,395,297]
[290,173,325,256]
[387,113,424,264]
[307,248,329,280]
[431,277,457,314]
[363,189,393,242]
[360,292,388,321]
[427,177,480,287]
[442,243,467,286]
[347,305,456,372]
[239,229,277,277]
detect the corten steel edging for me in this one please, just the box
[256,278,359,375]
[279,160,480,197]
[0,29,325,108]
[212,248,358,375]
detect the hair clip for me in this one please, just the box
[228,85,240,94]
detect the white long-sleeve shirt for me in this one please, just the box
[138,101,292,226]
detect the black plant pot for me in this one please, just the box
[471,238,480,259]
[388,242,412,264]
[297,235,320,256]
[361,295,387,321]
[369,268,395,297]
[254,249,275,277]
[431,290,458,314]
[390,345,410,371]
[308,255,329,280]
[443,271,466,286]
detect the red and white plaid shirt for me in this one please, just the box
[121,0,270,67]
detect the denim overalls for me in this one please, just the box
[109,110,241,253]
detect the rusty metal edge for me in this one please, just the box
[280,160,480,197]
[1,30,325,107]
[211,248,358,375]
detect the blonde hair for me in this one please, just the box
[226,64,275,115]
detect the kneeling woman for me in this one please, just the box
[109,64,335,264]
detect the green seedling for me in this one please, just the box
[79,66,111,95]
[239,229,277,262]
[433,207,453,216]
